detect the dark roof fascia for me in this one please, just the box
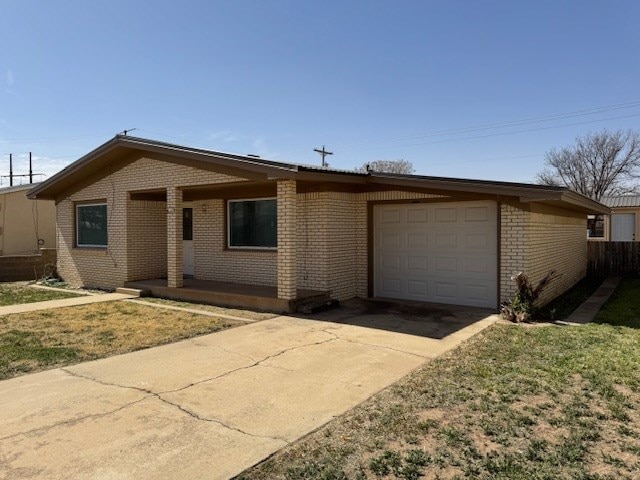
[560,191,611,214]
[28,135,302,199]
[117,135,300,172]
[25,135,611,215]
[366,172,610,214]
[366,172,564,197]
[28,137,121,199]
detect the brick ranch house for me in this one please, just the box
[28,135,608,312]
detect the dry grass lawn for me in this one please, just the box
[238,322,640,480]
[0,300,242,380]
[0,282,81,306]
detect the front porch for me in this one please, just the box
[124,278,330,313]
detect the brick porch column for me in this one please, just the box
[167,186,183,288]
[277,179,297,300]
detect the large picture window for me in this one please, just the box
[228,198,277,249]
[76,203,108,247]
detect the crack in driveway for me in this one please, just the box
[57,369,288,444]
[0,396,149,442]
[3,326,421,447]
[10,331,342,445]
[320,327,429,359]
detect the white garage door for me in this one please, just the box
[374,201,498,308]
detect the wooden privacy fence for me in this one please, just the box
[588,242,639,277]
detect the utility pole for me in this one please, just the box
[313,145,333,167]
[2,152,43,186]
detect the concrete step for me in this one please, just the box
[115,287,148,297]
[296,295,339,314]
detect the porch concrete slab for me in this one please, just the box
[0,292,135,316]
[0,305,497,480]
[124,278,328,313]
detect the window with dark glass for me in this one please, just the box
[228,198,277,248]
[587,214,605,238]
[183,208,193,241]
[76,203,108,247]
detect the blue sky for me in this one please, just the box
[1,0,639,185]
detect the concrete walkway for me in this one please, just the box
[560,276,621,325]
[0,312,498,480]
[0,292,136,316]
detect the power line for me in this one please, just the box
[334,100,640,150]
[424,153,544,167]
[0,131,112,145]
[346,111,640,153]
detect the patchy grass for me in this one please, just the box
[238,322,640,480]
[0,301,241,380]
[536,276,604,320]
[0,283,81,306]
[594,278,640,328]
[136,297,277,321]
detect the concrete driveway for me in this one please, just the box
[0,300,497,480]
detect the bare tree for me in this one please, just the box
[357,159,415,175]
[536,130,640,201]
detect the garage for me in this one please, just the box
[374,201,498,308]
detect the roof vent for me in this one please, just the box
[247,154,261,158]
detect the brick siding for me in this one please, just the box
[55,154,588,307]
[499,203,587,306]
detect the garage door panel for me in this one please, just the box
[434,282,457,300]
[380,232,401,249]
[434,207,457,223]
[464,283,492,302]
[464,205,491,222]
[380,209,402,224]
[434,256,458,273]
[407,255,428,272]
[465,257,491,274]
[407,280,428,295]
[406,207,428,223]
[407,232,428,248]
[464,233,490,249]
[374,201,497,308]
[380,278,402,296]
[381,255,402,271]
[434,233,457,248]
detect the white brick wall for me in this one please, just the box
[57,156,246,289]
[56,153,587,307]
[499,202,587,306]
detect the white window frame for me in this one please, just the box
[76,202,108,248]
[227,197,277,250]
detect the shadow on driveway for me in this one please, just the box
[300,298,496,340]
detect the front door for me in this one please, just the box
[612,213,635,241]
[183,207,194,277]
